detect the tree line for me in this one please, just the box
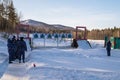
[0,0,20,33]
[87,27,120,40]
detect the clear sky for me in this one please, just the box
[13,0,120,30]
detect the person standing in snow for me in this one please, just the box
[17,37,27,63]
[71,39,78,48]
[7,36,15,63]
[11,36,17,60]
[15,38,20,59]
[106,40,111,56]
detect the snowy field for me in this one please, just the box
[0,37,120,80]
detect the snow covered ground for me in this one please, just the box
[0,37,120,80]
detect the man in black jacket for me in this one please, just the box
[106,40,111,56]
[7,38,13,63]
[17,37,27,63]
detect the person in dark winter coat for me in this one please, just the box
[17,37,27,63]
[14,38,20,59]
[7,38,14,63]
[106,40,111,56]
[11,37,17,60]
[71,39,78,48]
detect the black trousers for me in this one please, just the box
[107,50,111,56]
[18,51,25,62]
[8,50,14,62]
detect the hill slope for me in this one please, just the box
[21,19,74,32]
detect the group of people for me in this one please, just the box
[7,35,27,63]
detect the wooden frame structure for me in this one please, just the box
[76,26,87,40]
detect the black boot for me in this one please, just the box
[23,60,25,63]
[9,61,12,64]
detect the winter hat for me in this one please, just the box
[20,37,24,40]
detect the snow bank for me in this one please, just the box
[77,40,91,49]
[0,38,8,78]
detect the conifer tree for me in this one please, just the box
[0,0,19,33]
[7,1,17,32]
